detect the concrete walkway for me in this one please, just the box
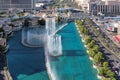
[52,23,68,35]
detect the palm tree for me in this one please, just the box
[93,52,103,65]
[0,45,6,54]
[85,36,92,45]
[38,18,45,26]
[0,28,4,32]
[24,19,30,27]
[88,50,96,57]
[103,61,109,68]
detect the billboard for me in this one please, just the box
[105,23,115,31]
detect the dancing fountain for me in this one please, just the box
[21,16,64,79]
[46,17,62,56]
[46,17,56,35]
[47,35,62,56]
[45,17,63,80]
[27,28,44,46]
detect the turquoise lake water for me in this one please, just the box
[7,31,49,80]
[7,22,99,80]
[48,22,99,80]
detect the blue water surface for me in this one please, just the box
[7,22,99,80]
[48,22,99,80]
[7,31,49,80]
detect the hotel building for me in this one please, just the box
[89,0,120,16]
[74,0,120,16]
[0,0,35,11]
[74,0,90,13]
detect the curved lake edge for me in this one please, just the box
[6,22,100,80]
[75,22,102,80]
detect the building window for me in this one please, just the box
[101,5,102,12]
[0,0,33,10]
[113,5,114,13]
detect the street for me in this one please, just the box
[84,20,120,79]
[94,20,120,48]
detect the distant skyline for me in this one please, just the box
[0,0,35,11]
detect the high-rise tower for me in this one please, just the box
[0,0,35,11]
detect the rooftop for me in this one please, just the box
[0,38,6,46]
[114,35,120,43]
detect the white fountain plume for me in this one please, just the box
[47,35,62,56]
[46,17,56,36]
[46,16,62,56]
[27,28,44,46]
[45,16,63,80]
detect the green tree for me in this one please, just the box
[3,66,7,71]
[90,40,95,46]
[9,24,15,27]
[18,12,24,17]
[38,18,45,25]
[85,36,92,45]
[58,16,61,23]
[24,19,30,27]
[79,26,84,34]
[98,67,104,76]
[76,20,83,25]
[106,70,115,78]
[93,52,103,65]
[0,28,4,32]
[104,67,110,74]
[87,40,96,49]
[83,28,88,35]
[111,78,116,80]
[92,45,99,53]
[87,42,94,49]
[103,61,109,67]
[0,45,6,53]
[103,78,110,80]
[88,50,96,57]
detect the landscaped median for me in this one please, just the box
[75,20,116,80]
[85,18,120,58]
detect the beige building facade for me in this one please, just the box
[0,0,35,11]
[89,0,120,16]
